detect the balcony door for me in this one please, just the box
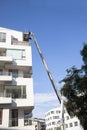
[12,109,18,126]
[0,109,2,124]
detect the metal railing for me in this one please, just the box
[0,93,26,99]
[11,40,30,46]
[9,118,33,127]
[9,118,18,127]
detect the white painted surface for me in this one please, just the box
[18,109,24,127]
[45,107,83,130]
[0,97,12,104]
[1,109,9,127]
[0,75,12,81]
[0,27,34,129]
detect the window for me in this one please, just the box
[11,109,18,126]
[74,121,78,126]
[52,122,55,125]
[69,123,73,127]
[56,110,59,114]
[59,110,61,113]
[0,32,6,42]
[47,112,50,115]
[9,70,18,78]
[0,70,3,75]
[65,124,68,128]
[51,111,54,114]
[70,116,73,119]
[66,116,69,120]
[22,50,26,58]
[57,120,61,125]
[56,110,58,114]
[0,109,3,124]
[11,35,18,42]
[6,49,26,60]
[24,110,32,126]
[5,85,26,98]
[53,116,59,119]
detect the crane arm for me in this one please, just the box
[28,32,62,103]
[23,32,65,130]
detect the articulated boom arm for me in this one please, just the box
[23,32,65,130]
[28,32,62,103]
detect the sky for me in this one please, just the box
[0,0,87,118]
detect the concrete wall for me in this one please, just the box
[1,109,9,127]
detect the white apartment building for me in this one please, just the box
[45,107,83,130]
[0,27,34,130]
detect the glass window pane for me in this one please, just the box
[0,32,6,42]
[6,49,22,59]
[5,85,26,98]
[0,109,3,124]
[6,49,25,60]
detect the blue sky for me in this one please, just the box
[0,0,87,118]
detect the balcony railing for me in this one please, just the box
[0,72,12,76]
[11,40,30,46]
[0,56,13,63]
[9,118,18,127]
[0,96,12,104]
[9,118,34,127]
[0,93,26,99]
[0,73,12,82]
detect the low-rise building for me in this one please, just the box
[45,107,83,130]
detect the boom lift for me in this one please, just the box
[23,32,65,130]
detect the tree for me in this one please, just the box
[60,44,87,130]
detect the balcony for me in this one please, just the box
[12,40,30,46]
[0,48,13,65]
[0,56,13,63]
[0,75,12,82]
[0,96,12,104]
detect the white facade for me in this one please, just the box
[0,27,34,130]
[45,107,83,130]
